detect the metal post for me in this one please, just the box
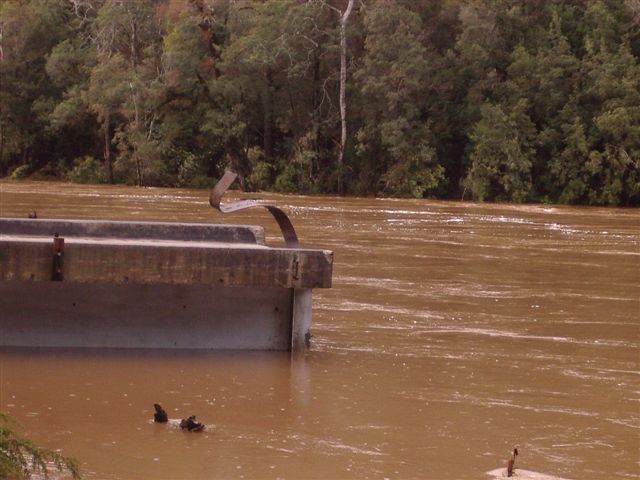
[52,235,64,281]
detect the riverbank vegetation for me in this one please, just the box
[0,0,638,205]
[0,413,80,479]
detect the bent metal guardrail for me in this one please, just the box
[210,170,300,248]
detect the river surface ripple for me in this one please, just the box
[0,181,638,479]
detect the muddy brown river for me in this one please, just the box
[0,181,638,479]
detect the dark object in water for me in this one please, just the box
[153,403,168,423]
[180,415,205,432]
[507,447,518,477]
[28,211,37,219]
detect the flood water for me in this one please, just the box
[0,180,638,480]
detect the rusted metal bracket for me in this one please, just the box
[52,234,64,281]
[210,171,300,248]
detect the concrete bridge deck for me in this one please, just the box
[0,218,333,351]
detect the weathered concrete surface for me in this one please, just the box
[291,289,313,351]
[0,218,333,351]
[0,236,332,288]
[0,218,266,244]
[0,282,293,350]
[0,219,333,289]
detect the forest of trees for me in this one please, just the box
[1,0,638,205]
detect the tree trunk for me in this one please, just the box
[263,68,273,160]
[225,137,251,192]
[22,145,29,166]
[135,152,143,186]
[104,110,113,183]
[130,16,139,67]
[337,0,354,195]
[0,120,4,168]
[0,27,3,168]
[311,50,321,177]
[130,82,144,186]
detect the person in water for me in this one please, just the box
[153,403,168,423]
[507,447,518,477]
[180,415,205,432]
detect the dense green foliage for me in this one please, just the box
[1,0,638,205]
[0,412,81,479]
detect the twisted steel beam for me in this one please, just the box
[209,171,300,248]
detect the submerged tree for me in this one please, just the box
[0,413,81,480]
